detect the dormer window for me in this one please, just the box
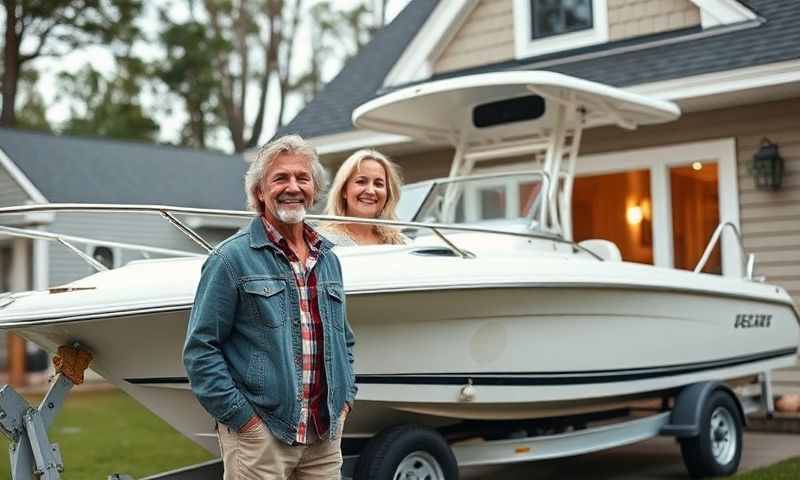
[514,0,608,59]
[531,0,593,40]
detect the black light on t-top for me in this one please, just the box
[751,138,784,191]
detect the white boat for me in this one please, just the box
[0,72,797,465]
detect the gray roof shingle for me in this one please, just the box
[282,0,800,139]
[0,128,248,210]
[276,0,438,139]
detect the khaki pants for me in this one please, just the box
[217,421,343,480]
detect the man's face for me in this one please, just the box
[259,153,315,225]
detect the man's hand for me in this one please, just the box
[238,415,261,433]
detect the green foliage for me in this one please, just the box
[15,70,52,132]
[57,60,159,142]
[156,17,228,148]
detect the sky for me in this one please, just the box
[27,0,411,152]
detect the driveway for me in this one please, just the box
[461,432,800,479]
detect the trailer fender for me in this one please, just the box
[660,382,745,438]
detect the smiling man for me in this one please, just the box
[183,135,357,479]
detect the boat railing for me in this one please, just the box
[694,221,756,280]
[0,203,604,273]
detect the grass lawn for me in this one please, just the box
[0,387,213,479]
[733,457,800,479]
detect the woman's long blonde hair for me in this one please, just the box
[324,149,405,244]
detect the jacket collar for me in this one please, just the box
[247,216,333,252]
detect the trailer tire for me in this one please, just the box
[679,390,743,478]
[353,424,458,480]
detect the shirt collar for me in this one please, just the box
[248,216,329,253]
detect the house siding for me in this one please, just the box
[0,166,34,225]
[433,0,701,74]
[46,213,210,286]
[607,0,700,41]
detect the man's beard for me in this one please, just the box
[276,205,306,224]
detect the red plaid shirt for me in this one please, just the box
[262,218,328,444]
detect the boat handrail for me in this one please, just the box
[0,203,604,272]
[694,221,755,280]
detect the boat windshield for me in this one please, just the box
[398,172,546,231]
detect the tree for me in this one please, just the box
[198,0,305,152]
[292,1,374,103]
[1,0,143,127]
[57,59,158,142]
[15,69,51,132]
[156,18,227,148]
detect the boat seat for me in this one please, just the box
[578,239,622,262]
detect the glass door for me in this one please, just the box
[572,169,653,264]
[670,161,720,273]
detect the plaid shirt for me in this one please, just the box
[262,218,328,444]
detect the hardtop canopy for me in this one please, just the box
[353,71,680,145]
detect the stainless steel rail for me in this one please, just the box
[694,221,755,280]
[0,203,602,269]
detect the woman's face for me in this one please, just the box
[342,159,388,219]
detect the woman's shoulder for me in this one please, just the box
[317,224,357,246]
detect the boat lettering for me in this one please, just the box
[734,314,771,329]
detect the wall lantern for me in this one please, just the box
[751,138,784,191]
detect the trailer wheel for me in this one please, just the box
[679,390,743,478]
[354,425,458,480]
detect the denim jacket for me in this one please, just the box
[183,218,357,444]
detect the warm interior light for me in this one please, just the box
[692,162,703,171]
[626,205,644,225]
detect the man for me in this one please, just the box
[183,135,357,479]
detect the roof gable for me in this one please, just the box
[0,128,248,210]
[276,0,798,142]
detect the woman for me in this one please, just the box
[323,149,406,245]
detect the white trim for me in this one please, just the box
[383,0,475,87]
[33,228,48,290]
[629,59,800,102]
[312,130,411,157]
[0,147,48,204]
[690,0,757,29]
[513,0,608,60]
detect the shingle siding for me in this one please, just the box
[433,0,702,75]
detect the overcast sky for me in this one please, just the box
[30,0,411,152]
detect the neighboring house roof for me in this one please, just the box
[0,128,248,210]
[282,0,800,139]
[275,0,438,139]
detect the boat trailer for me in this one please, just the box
[0,354,775,479]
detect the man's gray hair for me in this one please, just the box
[245,135,328,213]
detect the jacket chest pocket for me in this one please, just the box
[324,283,346,331]
[242,279,288,328]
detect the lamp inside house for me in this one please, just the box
[752,138,784,191]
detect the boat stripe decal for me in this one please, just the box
[125,347,797,387]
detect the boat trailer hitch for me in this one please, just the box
[0,343,92,480]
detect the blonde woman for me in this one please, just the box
[323,149,407,245]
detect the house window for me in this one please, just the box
[513,0,608,59]
[530,0,594,40]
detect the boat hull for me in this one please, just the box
[13,283,799,454]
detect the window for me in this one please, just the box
[530,0,594,40]
[513,0,608,59]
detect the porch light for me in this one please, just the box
[626,205,643,225]
[752,139,784,191]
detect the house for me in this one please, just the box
[0,127,249,380]
[277,0,800,394]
